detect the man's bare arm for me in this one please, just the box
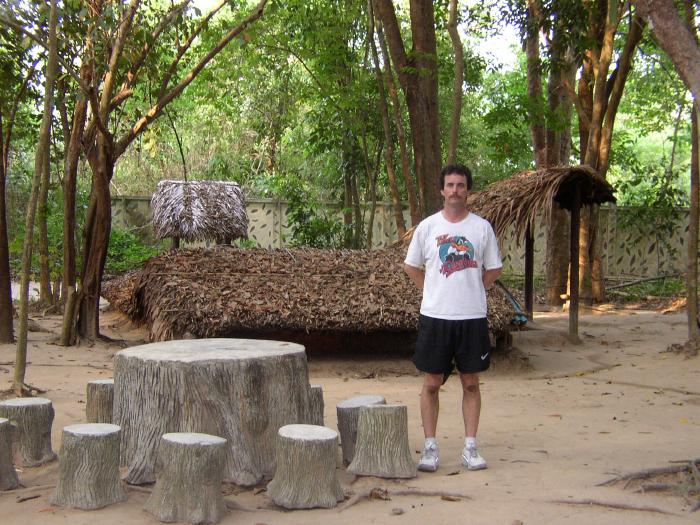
[482,267,502,290]
[404,263,425,291]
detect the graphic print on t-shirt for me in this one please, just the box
[436,234,478,277]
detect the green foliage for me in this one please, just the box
[607,277,685,302]
[105,227,164,275]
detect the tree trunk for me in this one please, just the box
[144,433,226,523]
[375,15,421,225]
[369,4,406,237]
[15,0,58,393]
[0,113,13,343]
[304,385,324,426]
[635,0,700,104]
[375,0,442,216]
[526,0,546,168]
[78,141,113,340]
[37,133,52,304]
[446,0,463,164]
[267,424,344,509]
[688,106,699,344]
[113,339,311,486]
[50,423,125,510]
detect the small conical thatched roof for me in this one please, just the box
[151,180,248,243]
[468,165,615,241]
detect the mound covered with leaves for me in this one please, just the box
[102,246,516,342]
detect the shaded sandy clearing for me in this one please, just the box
[0,308,698,524]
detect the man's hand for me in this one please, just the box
[404,263,425,291]
[482,267,502,290]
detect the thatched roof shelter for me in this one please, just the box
[467,165,615,241]
[101,246,518,349]
[151,180,248,243]
[466,165,616,341]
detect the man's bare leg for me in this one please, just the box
[460,372,487,470]
[420,373,443,437]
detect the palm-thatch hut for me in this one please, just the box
[151,180,248,246]
[101,246,518,354]
[468,165,616,341]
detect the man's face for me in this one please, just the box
[441,173,469,206]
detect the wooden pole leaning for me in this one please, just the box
[0,418,19,490]
[0,397,56,467]
[267,424,344,509]
[50,424,126,510]
[86,379,114,423]
[336,394,386,465]
[347,405,416,479]
[144,433,227,524]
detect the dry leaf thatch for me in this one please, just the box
[468,165,615,242]
[151,180,248,243]
[102,246,516,343]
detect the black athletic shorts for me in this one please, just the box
[412,314,491,375]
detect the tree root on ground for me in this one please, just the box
[13,382,47,396]
[548,498,677,515]
[598,459,700,512]
[337,486,471,512]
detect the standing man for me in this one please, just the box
[404,164,502,472]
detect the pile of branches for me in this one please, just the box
[151,180,248,243]
[103,246,516,342]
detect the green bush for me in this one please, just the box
[105,227,164,276]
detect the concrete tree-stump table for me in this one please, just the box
[50,423,126,509]
[348,405,416,479]
[305,385,324,426]
[0,397,56,467]
[267,424,343,509]
[336,394,386,465]
[0,418,19,490]
[114,339,311,485]
[145,433,227,524]
[86,379,114,423]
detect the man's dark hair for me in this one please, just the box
[439,164,473,190]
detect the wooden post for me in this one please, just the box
[524,221,534,321]
[267,424,344,509]
[569,184,581,343]
[0,397,56,467]
[348,405,416,479]
[0,418,19,490]
[86,378,114,423]
[144,433,227,524]
[50,424,126,509]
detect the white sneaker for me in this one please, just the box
[461,445,487,470]
[418,442,439,472]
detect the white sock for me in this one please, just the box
[465,437,477,449]
[425,437,437,449]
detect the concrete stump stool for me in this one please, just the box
[86,379,114,423]
[50,424,126,510]
[114,339,312,485]
[0,417,19,490]
[336,394,386,465]
[305,385,324,426]
[144,433,227,524]
[0,397,56,467]
[348,405,416,479]
[267,424,344,509]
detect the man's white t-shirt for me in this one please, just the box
[404,211,502,320]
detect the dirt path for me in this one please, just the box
[0,308,698,524]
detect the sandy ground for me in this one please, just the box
[0,306,698,525]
